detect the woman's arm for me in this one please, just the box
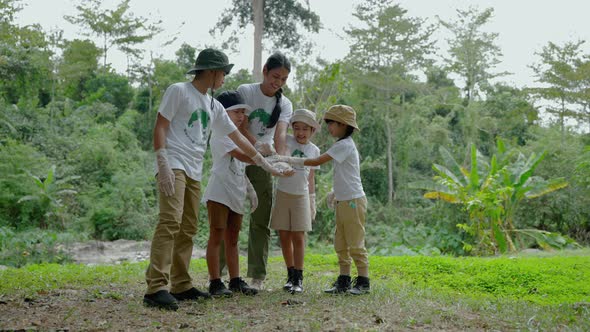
[273,121,289,155]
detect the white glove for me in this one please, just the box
[252,153,287,177]
[255,141,276,156]
[275,155,306,168]
[326,190,335,210]
[156,149,175,197]
[309,193,316,221]
[246,177,258,212]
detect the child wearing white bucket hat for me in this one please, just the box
[276,104,369,296]
[270,108,320,294]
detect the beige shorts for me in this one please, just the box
[270,190,311,232]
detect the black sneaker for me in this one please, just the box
[228,277,258,296]
[283,267,295,291]
[348,276,370,295]
[143,290,179,311]
[290,269,303,294]
[209,279,233,297]
[170,287,211,301]
[324,275,351,294]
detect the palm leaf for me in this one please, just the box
[424,191,460,203]
[439,146,467,185]
[432,164,463,186]
[469,144,480,190]
[525,178,568,199]
[17,195,40,203]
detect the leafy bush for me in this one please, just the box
[0,226,83,267]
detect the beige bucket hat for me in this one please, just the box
[290,109,320,130]
[323,104,359,131]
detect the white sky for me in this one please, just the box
[15,0,590,88]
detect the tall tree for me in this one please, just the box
[64,0,163,70]
[59,39,101,101]
[529,40,585,135]
[345,0,435,204]
[438,7,508,104]
[210,0,321,81]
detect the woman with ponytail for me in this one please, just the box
[237,52,293,290]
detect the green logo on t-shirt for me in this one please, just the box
[187,108,210,145]
[249,109,271,137]
[292,149,306,158]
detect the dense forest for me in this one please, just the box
[1,0,589,266]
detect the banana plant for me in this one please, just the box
[18,165,79,229]
[409,139,572,254]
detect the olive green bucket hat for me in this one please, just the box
[186,48,234,75]
[324,104,360,131]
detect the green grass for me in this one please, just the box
[1,251,589,330]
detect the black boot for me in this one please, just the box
[290,269,303,294]
[324,275,351,294]
[283,266,295,291]
[348,276,370,295]
[208,279,233,297]
[170,287,211,301]
[228,277,258,296]
[143,290,179,311]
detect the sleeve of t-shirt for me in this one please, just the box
[326,140,353,163]
[220,135,239,155]
[310,145,321,170]
[278,97,293,124]
[210,99,237,137]
[237,84,254,117]
[157,84,181,121]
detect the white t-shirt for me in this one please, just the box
[277,135,320,195]
[237,83,293,145]
[326,137,365,201]
[202,134,248,214]
[157,82,237,181]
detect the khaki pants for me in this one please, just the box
[246,165,273,279]
[334,196,369,277]
[145,170,201,294]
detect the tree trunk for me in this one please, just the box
[386,117,394,205]
[252,0,264,82]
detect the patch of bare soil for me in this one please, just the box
[63,240,205,265]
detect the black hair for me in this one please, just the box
[325,119,355,141]
[216,90,245,109]
[264,52,291,128]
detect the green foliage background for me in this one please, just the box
[1,0,589,267]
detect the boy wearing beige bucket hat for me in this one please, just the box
[144,49,290,311]
[276,104,370,295]
[270,109,320,294]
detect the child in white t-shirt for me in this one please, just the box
[277,105,370,295]
[270,109,320,294]
[202,91,260,297]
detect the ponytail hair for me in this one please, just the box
[265,52,291,128]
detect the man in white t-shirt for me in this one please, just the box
[144,49,288,311]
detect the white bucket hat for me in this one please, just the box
[290,109,319,130]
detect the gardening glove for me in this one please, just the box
[309,193,316,221]
[156,148,175,197]
[255,141,276,156]
[252,152,291,177]
[246,177,258,212]
[275,155,306,168]
[326,190,335,210]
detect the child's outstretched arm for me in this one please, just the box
[277,153,333,168]
[228,130,294,177]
